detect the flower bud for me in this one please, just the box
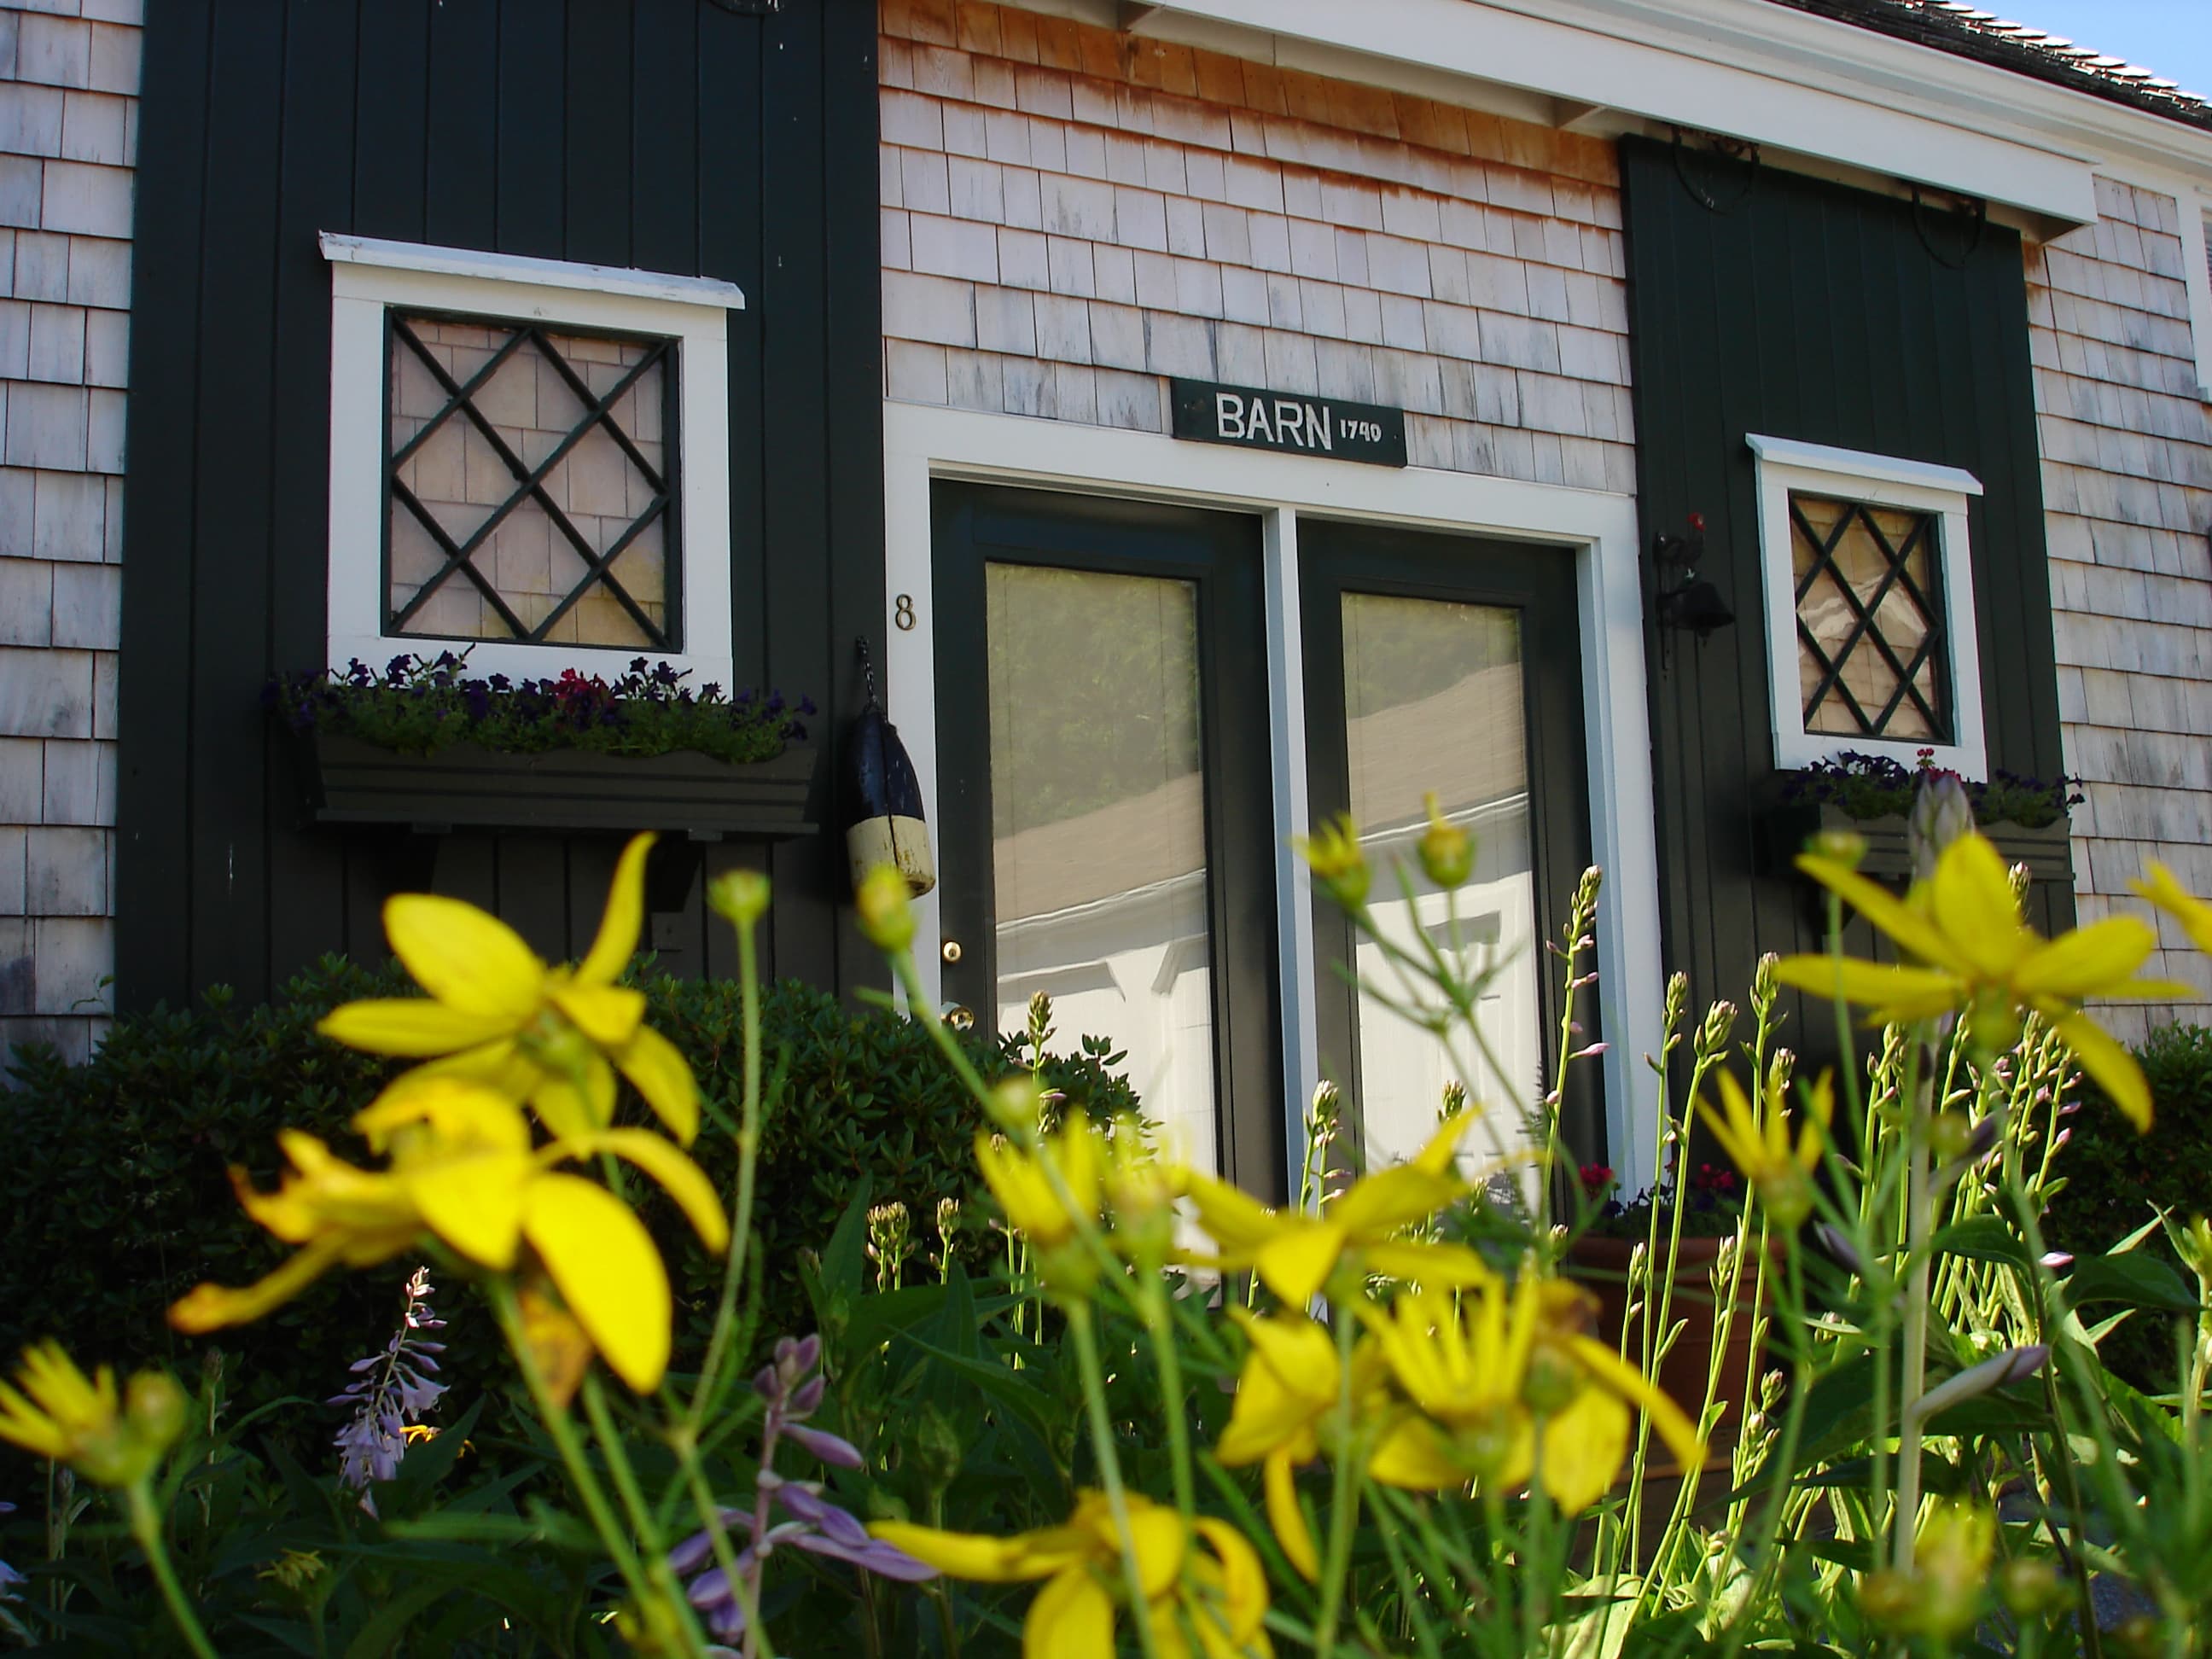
[1808,828,1866,867]
[1295,814,1370,910]
[707,869,771,928]
[1907,770,1973,884]
[125,1371,187,1456]
[1929,1110,1976,1165]
[855,864,916,953]
[1998,1557,2067,1619]
[1417,792,1475,888]
[985,1077,1045,1134]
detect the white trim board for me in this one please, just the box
[1748,434,1988,778]
[1075,0,2212,230]
[319,233,746,310]
[883,400,1668,1198]
[320,239,738,690]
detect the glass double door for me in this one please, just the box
[931,486,1592,1197]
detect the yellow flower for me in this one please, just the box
[318,833,698,1147]
[169,1076,729,1394]
[1215,1308,1337,1580]
[1417,791,1474,889]
[0,1342,184,1487]
[1359,1278,1704,1513]
[1774,832,2185,1131]
[1697,1068,1831,1228]
[871,1489,1271,1659]
[1183,1114,1495,1306]
[2136,861,2212,958]
[1294,813,1370,909]
[975,1118,1103,1251]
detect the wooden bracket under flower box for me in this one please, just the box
[1765,801,2074,883]
[294,731,823,841]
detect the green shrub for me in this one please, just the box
[2046,1019,2212,1390]
[0,958,1138,1438]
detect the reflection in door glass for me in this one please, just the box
[1338,591,1540,1198]
[985,563,1219,1173]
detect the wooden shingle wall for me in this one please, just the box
[0,0,137,1065]
[2029,176,2212,1038]
[878,0,1636,492]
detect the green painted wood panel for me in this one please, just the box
[1619,137,2071,1067]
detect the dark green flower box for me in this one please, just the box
[1767,800,2074,883]
[295,731,822,841]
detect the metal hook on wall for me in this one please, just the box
[1910,183,1988,271]
[1670,125,1761,216]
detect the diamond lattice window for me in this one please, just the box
[1790,492,1948,742]
[386,314,679,650]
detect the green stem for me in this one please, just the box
[125,1480,217,1659]
[1066,1301,1163,1659]
[1894,1043,1934,1570]
[692,906,766,1429]
[1140,1285,1196,1517]
[1313,1305,1361,1659]
[490,1281,661,1620]
[579,1375,709,1655]
[673,1442,767,1659]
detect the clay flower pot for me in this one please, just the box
[1567,1232,1779,1471]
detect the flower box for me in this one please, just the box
[294,730,822,841]
[1767,802,2073,883]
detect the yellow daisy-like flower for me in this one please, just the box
[871,1489,1271,1659]
[0,1342,184,1488]
[168,1076,728,1394]
[1697,1068,1831,1228]
[1214,1308,1337,1580]
[1774,832,2186,1130]
[975,1118,1103,1251]
[318,833,698,1147]
[1359,1278,1705,1513]
[1294,813,1370,909]
[1183,1114,1495,1307]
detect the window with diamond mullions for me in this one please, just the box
[385,311,681,651]
[1790,492,1949,742]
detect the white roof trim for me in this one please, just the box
[1745,434,1984,499]
[317,233,746,310]
[1110,0,2212,229]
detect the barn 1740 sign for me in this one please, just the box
[1169,378,1408,467]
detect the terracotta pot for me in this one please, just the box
[1566,1233,1779,1470]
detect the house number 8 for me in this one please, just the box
[894,594,917,631]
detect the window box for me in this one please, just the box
[1764,800,2073,882]
[294,729,821,841]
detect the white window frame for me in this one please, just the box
[1747,434,1987,779]
[2186,200,2212,403]
[883,401,1668,1200]
[319,233,745,687]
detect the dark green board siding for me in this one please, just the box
[119,0,886,1008]
[1618,138,2071,1057]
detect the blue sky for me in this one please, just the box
[2005,2,2212,96]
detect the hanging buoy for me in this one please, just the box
[844,638,936,898]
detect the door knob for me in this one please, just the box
[945,1004,975,1032]
[941,938,963,964]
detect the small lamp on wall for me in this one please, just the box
[1652,513,1735,666]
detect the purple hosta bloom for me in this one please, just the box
[670,1481,936,1643]
[0,1500,18,1601]
[329,1266,447,1516]
[666,1333,927,1648]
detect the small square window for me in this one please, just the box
[1790,492,1947,742]
[1749,434,1986,777]
[322,235,741,688]
[387,314,682,651]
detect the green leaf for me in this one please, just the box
[1930,1215,2034,1272]
[2065,1253,2202,1315]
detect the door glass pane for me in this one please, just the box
[1338,591,1541,1196]
[985,563,1219,1172]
